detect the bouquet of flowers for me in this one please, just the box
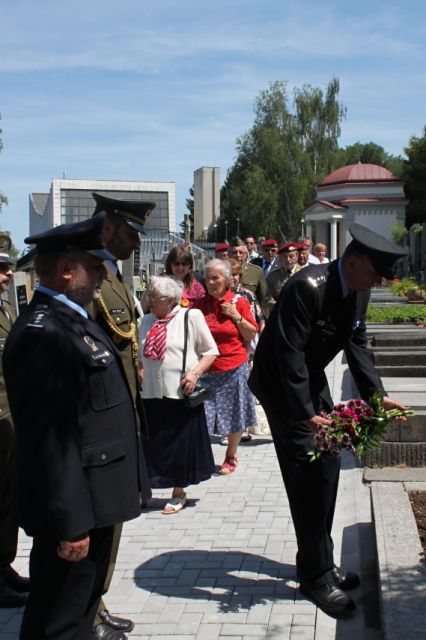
[309,391,412,461]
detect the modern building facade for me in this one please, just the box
[193,167,220,240]
[303,163,407,260]
[29,178,178,286]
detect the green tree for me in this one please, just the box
[0,114,8,213]
[220,78,346,240]
[333,142,404,176]
[403,127,426,226]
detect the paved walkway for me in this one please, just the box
[0,356,382,639]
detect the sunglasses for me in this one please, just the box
[173,261,190,267]
[264,247,278,252]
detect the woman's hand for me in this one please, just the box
[180,371,199,396]
[220,301,241,322]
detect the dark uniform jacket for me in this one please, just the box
[3,292,149,540]
[0,300,16,416]
[249,260,384,422]
[87,264,148,438]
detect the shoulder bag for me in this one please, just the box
[181,309,211,408]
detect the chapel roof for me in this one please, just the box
[319,163,399,187]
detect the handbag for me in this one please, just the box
[181,309,211,408]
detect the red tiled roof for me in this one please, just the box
[320,163,398,186]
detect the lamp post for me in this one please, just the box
[236,217,240,236]
[214,223,217,242]
[224,220,228,242]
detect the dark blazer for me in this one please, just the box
[3,292,149,540]
[249,260,384,421]
[87,265,149,438]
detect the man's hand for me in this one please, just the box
[303,415,332,433]
[382,396,408,421]
[57,534,90,562]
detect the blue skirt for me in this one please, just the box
[204,361,257,436]
[143,398,216,488]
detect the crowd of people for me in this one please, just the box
[0,201,409,637]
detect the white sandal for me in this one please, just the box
[162,493,187,515]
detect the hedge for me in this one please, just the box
[366,304,426,324]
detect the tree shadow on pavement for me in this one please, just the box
[134,550,298,612]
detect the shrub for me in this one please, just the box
[366,305,426,324]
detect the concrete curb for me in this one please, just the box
[371,482,426,640]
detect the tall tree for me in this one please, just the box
[403,126,426,226]
[0,114,7,213]
[333,141,404,176]
[220,79,346,240]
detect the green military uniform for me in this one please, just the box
[240,262,269,317]
[88,264,151,627]
[0,299,17,572]
[265,263,302,315]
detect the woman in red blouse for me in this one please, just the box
[194,259,259,474]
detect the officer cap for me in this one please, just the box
[278,242,298,254]
[92,192,155,234]
[230,236,244,247]
[348,223,408,279]
[25,213,114,261]
[0,234,13,265]
[214,243,230,253]
[261,239,278,248]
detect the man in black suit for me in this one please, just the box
[249,224,407,616]
[4,214,150,639]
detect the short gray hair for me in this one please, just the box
[148,275,183,304]
[205,258,232,281]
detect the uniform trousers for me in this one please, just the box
[265,406,341,584]
[0,416,18,569]
[20,525,114,640]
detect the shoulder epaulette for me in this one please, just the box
[306,272,328,288]
[26,305,50,329]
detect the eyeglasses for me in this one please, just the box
[146,293,169,301]
[246,241,255,246]
[173,262,190,267]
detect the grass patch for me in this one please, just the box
[366,304,426,324]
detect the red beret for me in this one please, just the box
[214,243,230,253]
[278,242,299,254]
[261,239,278,248]
[297,242,310,251]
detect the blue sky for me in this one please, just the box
[1,0,426,250]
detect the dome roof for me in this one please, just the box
[320,163,398,186]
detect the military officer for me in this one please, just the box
[3,215,150,639]
[0,235,30,608]
[88,193,155,639]
[250,238,279,277]
[229,238,269,317]
[265,241,301,313]
[249,224,407,617]
[213,242,230,260]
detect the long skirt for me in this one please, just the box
[143,398,216,488]
[203,361,257,436]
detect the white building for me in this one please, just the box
[303,163,407,259]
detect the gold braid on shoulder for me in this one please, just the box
[96,295,138,361]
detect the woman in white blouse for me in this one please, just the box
[138,276,218,514]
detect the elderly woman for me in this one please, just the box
[313,243,329,263]
[138,276,218,514]
[194,259,259,474]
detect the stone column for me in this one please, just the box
[330,218,338,260]
[306,222,313,241]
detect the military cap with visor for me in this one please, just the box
[348,223,408,280]
[0,234,13,265]
[92,192,155,234]
[25,213,114,262]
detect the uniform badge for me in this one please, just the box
[317,317,337,339]
[83,335,99,352]
[27,310,49,329]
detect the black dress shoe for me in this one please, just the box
[299,580,355,617]
[1,566,30,593]
[332,565,360,590]
[0,583,28,608]
[91,623,127,640]
[98,609,134,632]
